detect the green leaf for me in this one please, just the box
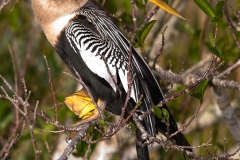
[88,126,95,133]
[134,0,146,10]
[193,0,216,19]
[209,47,221,59]
[98,119,106,127]
[135,20,156,47]
[137,101,142,107]
[191,79,209,102]
[153,106,163,119]
[161,108,169,122]
[219,42,225,59]
[211,16,222,24]
[8,8,20,31]
[140,20,156,45]
[190,92,202,101]
[215,1,225,18]
[129,122,137,132]
[132,41,140,48]
[74,141,88,157]
[136,30,143,47]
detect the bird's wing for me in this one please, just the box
[65,20,138,102]
[76,5,164,104]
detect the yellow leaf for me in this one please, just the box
[149,0,185,20]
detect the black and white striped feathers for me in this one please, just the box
[66,21,128,96]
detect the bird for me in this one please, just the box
[32,0,191,159]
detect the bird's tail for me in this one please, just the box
[135,77,192,158]
[136,129,150,160]
[130,47,192,158]
[154,106,192,152]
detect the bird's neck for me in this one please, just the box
[32,0,88,46]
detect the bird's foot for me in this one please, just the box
[64,89,106,140]
[64,89,99,120]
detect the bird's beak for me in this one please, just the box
[149,0,185,20]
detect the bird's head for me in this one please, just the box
[32,0,88,23]
[32,0,89,46]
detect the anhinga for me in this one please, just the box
[32,0,191,159]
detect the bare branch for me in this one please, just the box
[213,86,240,143]
[223,3,240,50]
[152,26,168,70]
[58,123,90,160]
[44,55,58,123]
[0,0,10,11]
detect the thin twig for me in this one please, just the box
[152,25,168,69]
[223,3,240,50]
[140,6,159,30]
[170,104,202,138]
[217,59,240,78]
[130,0,137,31]
[44,56,58,123]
